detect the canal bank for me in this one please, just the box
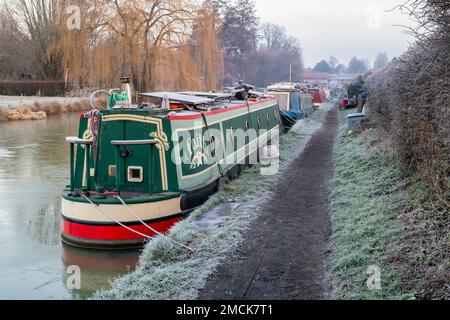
[330,110,450,300]
[329,110,407,299]
[0,96,92,122]
[0,113,140,299]
[93,102,337,300]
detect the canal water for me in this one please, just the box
[0,113,141,300]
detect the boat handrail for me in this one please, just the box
[66,137,94,145]
[111,139,159,146]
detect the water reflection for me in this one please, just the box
[27,203,61,246]
[0,113,140,299]
[62,244,140,299]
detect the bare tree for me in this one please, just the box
[8,0,67,80]
[0,4,34,79]
[260,23,286,49]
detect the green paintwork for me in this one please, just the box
[66,99,280,203]
[108,92,130,108]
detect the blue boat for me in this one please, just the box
[267,83,314,131]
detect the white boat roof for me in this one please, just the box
[140,92,214,105]
[267,83,298,91]
[180,92,234,100]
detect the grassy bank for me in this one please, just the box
[0,97,92,122]
[330,109,450,300]
[93,103,336,300]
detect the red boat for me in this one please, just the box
[308,87,327,106]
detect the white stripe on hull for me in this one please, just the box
[62,197,182,223]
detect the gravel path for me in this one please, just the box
[199,107,339,300]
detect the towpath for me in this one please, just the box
[199,107,339,300]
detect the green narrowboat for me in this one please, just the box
[62,81,281,249]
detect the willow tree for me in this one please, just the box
[61,0,110,88]
[8,0,225,92]
[0,4,34,79]
[89,0,194,91]
[191,3,224,90]
[153,1,224,91]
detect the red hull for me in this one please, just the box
[62,216,183,248]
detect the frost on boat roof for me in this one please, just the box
[267,83,298,92]
[180,92,233,100]
[140,92,215,105]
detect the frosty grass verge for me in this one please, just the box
[93,102,336,300]
[330,109,410,300]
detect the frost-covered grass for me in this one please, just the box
[330,110,414,300]
[92,103,336,300]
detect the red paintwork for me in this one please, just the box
[165,98,276,121]
[62,247,140,270]
[62,216,183,241]
[308,89,327,104]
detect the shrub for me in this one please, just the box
[366,0,450,204]
[0,80,66,96]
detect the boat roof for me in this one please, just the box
[180,92,234,100]
[140,92,215,105]
[267,83,299,92]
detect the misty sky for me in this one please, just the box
[255,0,417,68]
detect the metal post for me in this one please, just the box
[65,137,94,192]
[289,63,292,83]
[84,145,91,190]
[69,143,75,192]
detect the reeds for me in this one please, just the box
[0,98,103,122]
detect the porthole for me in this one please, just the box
[245,121,250,130]
[266,113,270,127]
[257,116,261,129]
[128,166,143,183]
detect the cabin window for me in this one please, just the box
[257,116,261,129]
[274,110,279,122]
[128,166,144,183]
[245,121,250,130]
[266,113,270,127]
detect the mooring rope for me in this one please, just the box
[79,193,195,253]
[200,112,230,183]
[113,194,195,252]
[89,110,101,161]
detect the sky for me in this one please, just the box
[254,0,417,68]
